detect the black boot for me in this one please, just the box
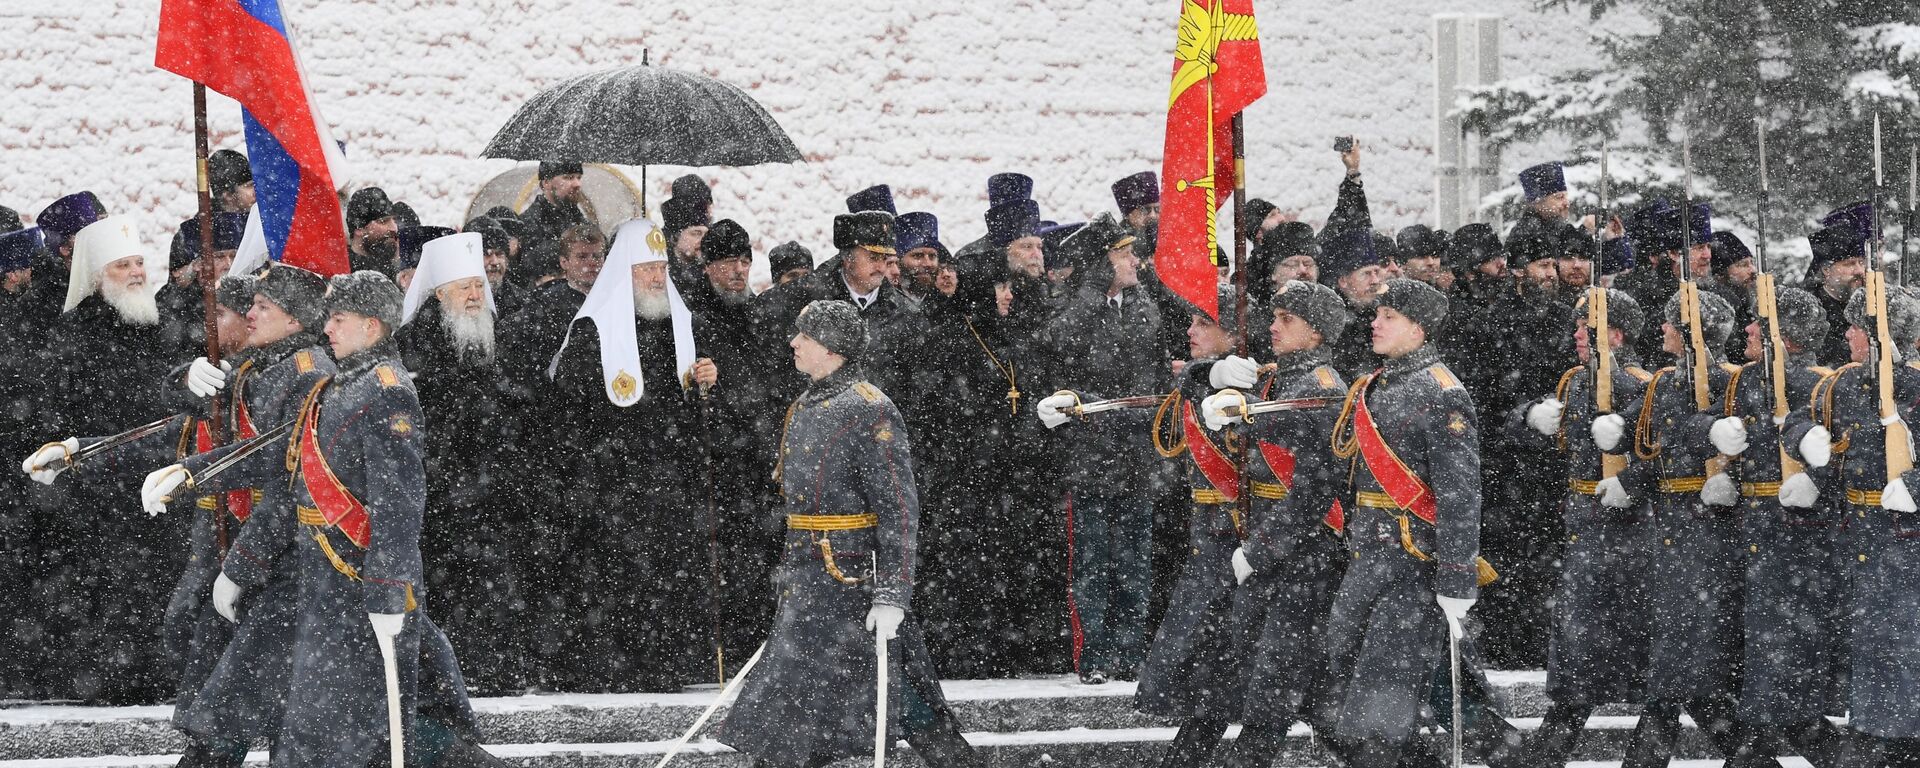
[174,738,249,768]
[1462,697,1531,768]
[904,712,986,768]
[1218,723,1291,768]
[431,738,514,768]
[1156,717,1230,768]
[1525,701,1595,767]
[1784,717,1851,768]
[1623,700,1683,768]
[1688,696,1782,766]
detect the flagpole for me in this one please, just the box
[1231,114,1249,355]
[193,82,232,553]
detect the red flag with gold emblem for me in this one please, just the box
[1154,0,1266,320]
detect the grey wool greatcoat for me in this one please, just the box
[1725,354,1846,724]
[1227,349,1350,729]
[1507,360,1655,707]
[716,365,956,767]
[1315,345,1483,745]
[183,348,475,767]
[1784,361,1920,738]
[1606,360,1745,701]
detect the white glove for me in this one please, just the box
[1436,595,1475,641]
[1037,392,1077,430]
[22,437,79,485]
[212,573,242,624]
[1201,390,1246,432]
[141,464,190,516]
[865,603,905,641]
[1778,472,1820,508]
[1597,476,1631,509]
[1592,414,1626,451]
[1231,547,1254,585]
[1525,398,1564,436]
[1801,426,1833,468]
[1884,477,1917,513]
[1210,355,1261,390]
[369,613,406,639]
[1710,417,1749,456]
[1700,473,1739,506]
[186,357,232,397]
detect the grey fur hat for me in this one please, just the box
[215,275,256,315]
[325,270,404,331]
[1845,285,1920,355]
[1662,288,1737,347]
[1577,287,1645,340]
[1271,279,1353,341]
[1375,278,1448,332]
[794,299,868,360]
[1771,285,1829,351]
[256,263,327,330]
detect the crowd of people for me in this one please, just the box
[0,133,1906,768]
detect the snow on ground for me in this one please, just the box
[4,0,1621,281]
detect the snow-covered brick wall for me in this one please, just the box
[2,0,1614,276]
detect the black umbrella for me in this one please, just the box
[483,64,804,167]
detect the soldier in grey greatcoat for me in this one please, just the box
[1315,278,1487,768]
[1594,286,1765,765]
[1782,284,1920,766]
[1200,280,1350,768]
[1710,285,1852,765]
[141,271,503,768]
[1509,288,1656,766]
[716,300,981,768]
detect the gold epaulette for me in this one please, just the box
[375,366,402,388]
[295,350,315,373]
[1626,366,1654,382]
[1314,366,1340,391]
[1428,365,1461,390]
[1719,362,1744,375]
[852,381,883,403]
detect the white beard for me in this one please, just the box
[102,280,160,326]
[634,288,671,320]
[442,306,495,365]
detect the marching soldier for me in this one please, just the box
[141,271,503,768]
[1316,278,1491,768]
[1201,280,1351,768]
[1511,288,1656,765]
[1592,275,1764,765]
[1707,285,1850,766]
[716,300,981,768]
[1782,283,1920,766]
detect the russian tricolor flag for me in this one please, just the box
[156,0,350,276]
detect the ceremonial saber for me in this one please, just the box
[1449,630,1463,768]
[652,641,768,768]
[377,629,404,768]
[874,632,890,768]
[155,420,295,509]
[1219,396,1337,419]
[1065,394,1169,417]
[64,416,176,468]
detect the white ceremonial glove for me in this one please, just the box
[1037,393,1077,430]
[865,604,905,641]
[1884,477,1917,514]
[186,357,232,398]
[22,437,79,485]
[1231,547,1254,585]
[369,613,406,640]
[1435,595,1475,641]
[1801,426,1833,468]
[1591,414,1627,452]
[141,464,190,516]
[1778,473,1820,509]
[1525,398,1564,436]
[1700,473,1739,506]
[1210,355,1261,390]
[1201,390,1246,432]
[1710,417,1749,456]
[212,573,242,624]
[1597,476,1632,509]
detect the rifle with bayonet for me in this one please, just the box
[1867,112,1915,482]
[1677,101,1731,477]
[1753,119,1803,484]
[1589,142,1626,481]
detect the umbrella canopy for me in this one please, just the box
[483,65,804,168]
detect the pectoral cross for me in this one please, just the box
[1006,386,1022,415]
